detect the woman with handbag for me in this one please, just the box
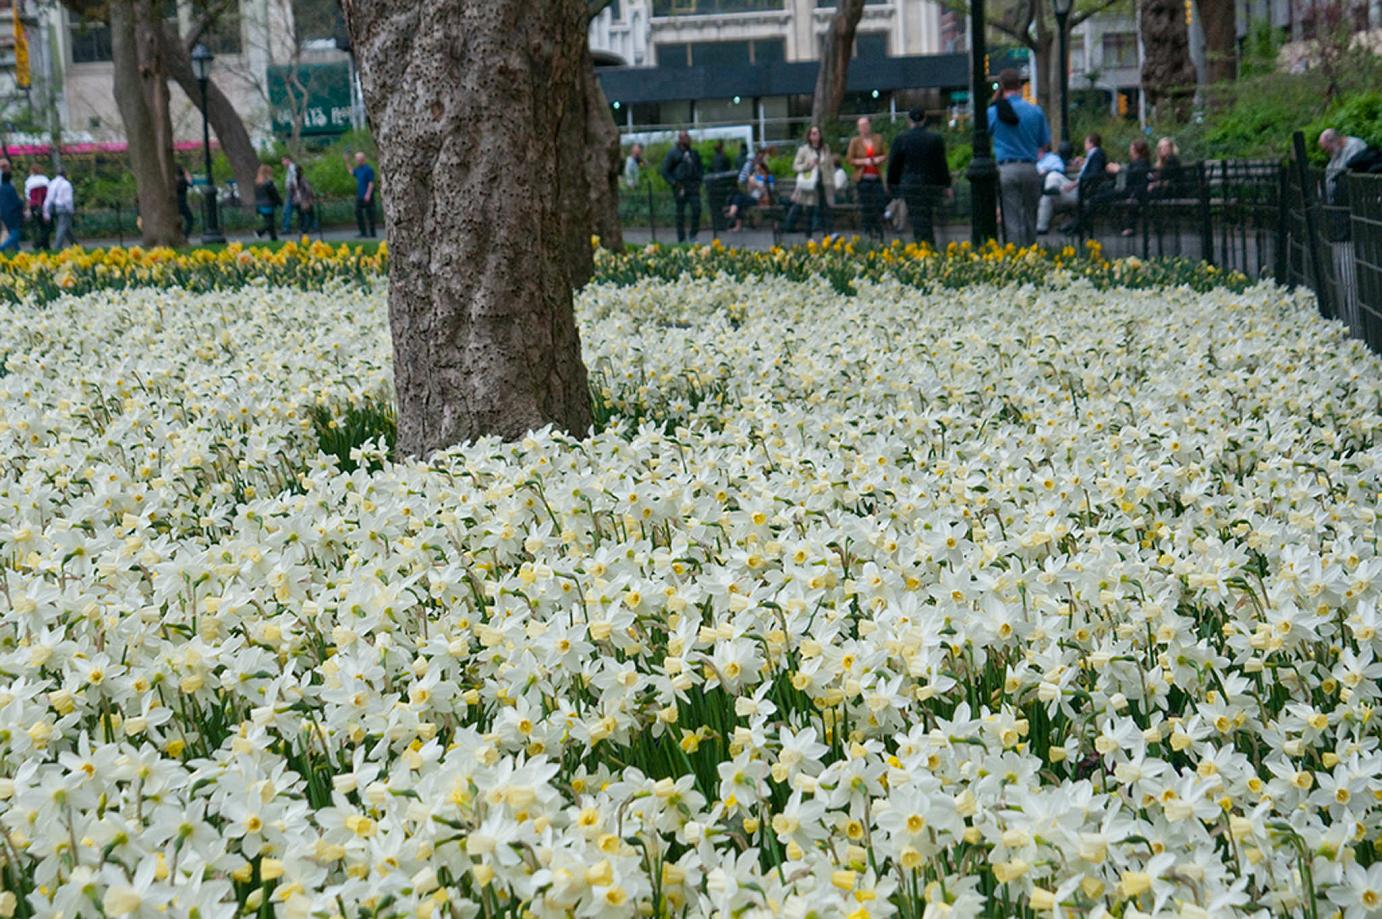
[783,125,835,239]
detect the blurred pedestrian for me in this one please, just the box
[254,163,282,241]
[660,130,704,243]
[624,143,643,190]
[847,115,888,239]
[45,168,76,249]
[176,166,195,238]
[988,68,1050,247]
[710,139,732,173]
[886,108,951,246]
[25,165,50,250]
[345,151,377,237]
[0,160,22,254]
[783,125,834,238]
[281,155,300,236]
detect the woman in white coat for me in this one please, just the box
[783,125,835,238]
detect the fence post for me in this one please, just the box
[1291,130,1334,320]
[1197,163,1213,266]
[647,183,656,244]
[1275,165,1290,287]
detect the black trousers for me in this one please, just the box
[30,215,50,250]
[674,188,701,242]
[857,177,884,237]
[179,201,194,237]
[356,196,377,237]
[258,207,278,241]
[901,184,939,246]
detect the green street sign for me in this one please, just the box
[267,62,353,136]
[950,90,970,102]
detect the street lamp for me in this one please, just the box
[966,0,998,244]
[191,43,225,244]
[1052,0,1074,149]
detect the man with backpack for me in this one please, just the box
[660,130,704,243]
[24,167,50,250]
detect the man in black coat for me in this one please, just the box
[660,130,705,243]
[886,108,951,246]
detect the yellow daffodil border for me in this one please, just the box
[0,236,1249,306]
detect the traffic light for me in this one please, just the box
[1117,93,1129,117]
[1184,0,1193,25]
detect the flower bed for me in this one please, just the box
[0,237,1248,306]
[0,268,1380,918]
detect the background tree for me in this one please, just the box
[1139,0,1197,120]
[812,0,867,129]
[939,0,1125,148]
[1198,0,1237,85]
[161,4,260,203]
[61,0,259,220]
[342,0,593,456]
[580,0,624,280]
[109,0,183,245]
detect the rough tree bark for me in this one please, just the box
[583,58,624,268]
[342,0,593,456]
[109,0,183,246]
[1198,0,1237,85]
[158,27,261,204]
[1140,0,1197,120]
[811,0,867,128]
[583,0,623,265]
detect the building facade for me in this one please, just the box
[590,0,956,139]
[0,0,355,151]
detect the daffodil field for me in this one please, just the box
[1,242,1381,918]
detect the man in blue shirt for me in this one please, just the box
[345,151,377,238]
[986,68,1050,248]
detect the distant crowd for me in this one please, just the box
[0,151,381,252]
[0,160,77,252]
[626,66,1382,248]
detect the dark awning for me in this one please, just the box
[597,52,973,105]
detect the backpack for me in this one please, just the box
[28,184,46,210]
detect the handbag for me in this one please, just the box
[795,166,819,189]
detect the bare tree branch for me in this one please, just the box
[183,0,236,51]
[1071,0,1124,28]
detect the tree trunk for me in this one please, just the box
[159,27,261,206]
[811,0,867,128]
[342,0,593,456]
[110,0,183,246]
[584,59,623,266]
[1198,0,1237,84]
[1139,0,1197,120]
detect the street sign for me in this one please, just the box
[267,62,352,137]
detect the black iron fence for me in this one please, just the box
[627,137,1382,355]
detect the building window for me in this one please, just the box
[660,38,786,67]
[652,0,785,14]
[290,0,339,44]
[68,14,112,63]
[855,32,888,59]
[815,0,888,6]
[817,30,889,58]
[1101,32,1138,69]
[658,42,690,67]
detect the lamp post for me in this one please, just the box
[966,0,998,244]
[1052,0,1073,149]
[191,43,225,244]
